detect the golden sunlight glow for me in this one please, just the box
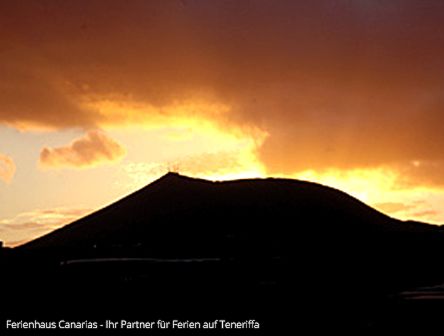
[120,127,267,192]
[293,168,442,224]
[84,98,227,129]
[95,98,269,192]
[294,168,399,204]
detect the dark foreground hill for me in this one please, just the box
[2,173,444,334]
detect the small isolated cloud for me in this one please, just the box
[374,202,417,215]
[411,210,439,220]
[40,130,126,169]
[373,199,441,223]
[0,153,16,183]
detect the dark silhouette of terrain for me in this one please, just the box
[2,173,444,333]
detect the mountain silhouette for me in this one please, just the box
[19,172,438,253]
[3,173,444,333]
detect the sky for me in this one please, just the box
[2,0,444,246]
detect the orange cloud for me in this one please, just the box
[2,2,444,188]
[0,153,16,183]
[39,130,126,169]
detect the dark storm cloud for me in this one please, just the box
[2,1,444,184]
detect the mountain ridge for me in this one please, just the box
[18,172,438,253]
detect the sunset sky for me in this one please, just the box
[2,0,444,246]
